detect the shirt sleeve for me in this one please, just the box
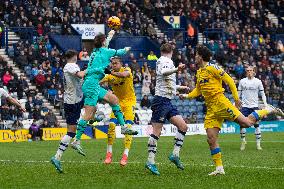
[238,80,243,99]
[65,64,80,75]
[187,83,201,99]
[207,65,239,101]
[258,80,267,105]
[159,60,177,76]
[124,67,132,77]
[0,88,10,98]
[107,48,127,59]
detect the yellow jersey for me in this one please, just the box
[102,67,136,105]
[188,62,239,103]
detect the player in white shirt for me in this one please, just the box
[145,43,189,175]
[51,50,86,173]
[238,66,267,150]
[0,88,26,112]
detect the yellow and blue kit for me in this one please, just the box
[101,67,136,123]
[187,62,241,129]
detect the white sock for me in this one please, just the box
[55,134,72,160]
[107,145,112,153]
[173,130,186,157]
[124,148,129,156]
[255,127,261,144]
[147,134,159,164]
[240,128,246,142]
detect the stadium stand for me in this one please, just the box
[0,0,283,129]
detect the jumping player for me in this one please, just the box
[145,43,189,176]
[100,57,136,166]
[71,31,138,155]
[238,66,267,150]
[180,45,284,176]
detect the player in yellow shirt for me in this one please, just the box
[100,57,136,166]
[180,45,284,176]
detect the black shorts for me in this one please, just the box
[64,100,84,125]
[241,107,259,117]
[151,96,179,124]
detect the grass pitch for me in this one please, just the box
[0,133,283,189]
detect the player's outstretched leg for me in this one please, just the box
[71,118,87,156]
[240,127,247,151]
[168,115,187,170]
[145,134,160,175]
[207,128,225,176]
[255,124,262,150]
[104,121,116,164]
[237,105,284,130]
[103,91,138,135]
[120,123,133,166]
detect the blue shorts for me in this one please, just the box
[241,107,259,117]
[151,96,179,124]
[64,99,84,125]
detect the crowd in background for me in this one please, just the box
[0,0,283,129]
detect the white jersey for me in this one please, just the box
[155,56,177,99]
[238,77,265,108]
[63,63,83,104]
[0,88,10,106]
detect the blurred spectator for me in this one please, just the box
[142,75,151,97]
[29,120,40,141]
[32,105,42,120]
[147,51,158,61]
[44,110,58,128]
[40,120,49,128]
[140,95,151,109]
[2,71,12,86]
[11,120,23,130]
[25,96,34,113]
[35,70,46,91]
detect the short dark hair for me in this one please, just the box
[111,56,122,64]
[94,33,106,48]
[196,45,212,62]
[160,43,173,54]
[65,49,78,60]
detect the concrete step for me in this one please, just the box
[8,41,17,45]
[60,123,67,127]
[29,85,37,90]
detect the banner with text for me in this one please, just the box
[71,24,105,40]
[0,129,29,142]
[42,127,93,141]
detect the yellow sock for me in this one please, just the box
[124,124,133,149]
[254,109,269,120]
[211,148,223,167]
[107,122,116,145]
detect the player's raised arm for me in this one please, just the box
[0,88,26,112]
[111,67,130,78]
[180,83,201,99]
[160,63,185,76]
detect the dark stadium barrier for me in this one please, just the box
[49,34,82,52]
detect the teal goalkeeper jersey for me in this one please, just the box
[83,47,127,94]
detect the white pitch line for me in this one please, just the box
[0,159,283,170]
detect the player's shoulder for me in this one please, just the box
[158,56,173,64]
[122,66,131,72]
[239,77,247,82]
[64,63,79,70]
[206,60,222,71]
